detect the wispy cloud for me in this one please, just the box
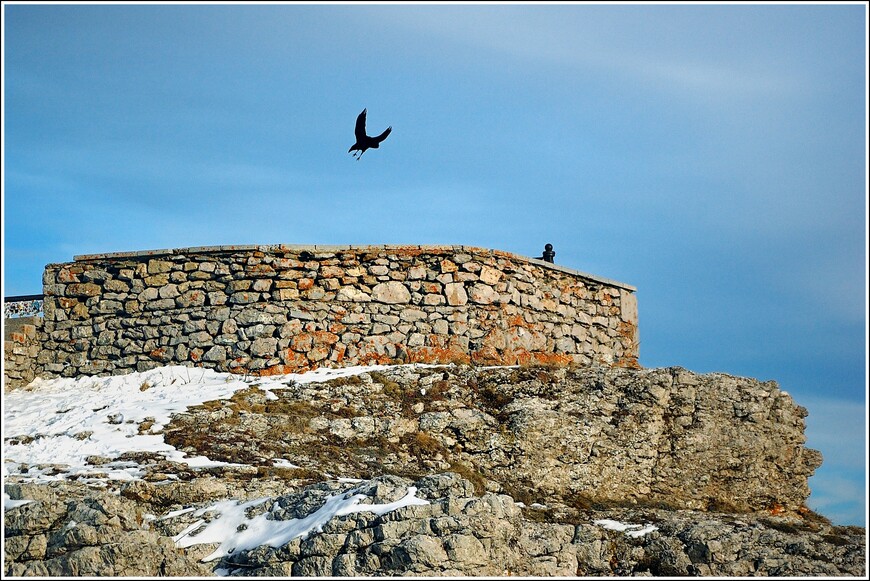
[801,394,867,468]
[799,394,866,526]
[383,6,799,105]
[807,473,866,527]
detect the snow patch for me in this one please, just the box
[272,458,301,469]
[172,485,429,562]
[3,492,33,510]
[3,363,435,485]
[594,518,658,537]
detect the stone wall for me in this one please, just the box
[8,244,638,386]
[3,317,43,388]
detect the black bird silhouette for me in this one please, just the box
[348,108,391,160]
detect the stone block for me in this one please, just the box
[274,288,298,300]
[440,259,459,273]
[372,281,411,304]
[291,333,313,352]
[202,345,227,362]
[444,283,468,306]
[66,283,101,297]
[188,331,213,347]
[146,298,175,311]
[252,279,273,292]
[175,290,206,309]
[400,309,427,322]
[139,287,159,302]
[147,259,173,274]
[251,338,278,357]
[308,344,331,361]
[372,323,392,335]
[207,291,228,305]
[103,279,130,293]
[320,265,345,278]
[469,284,499,305]
[56,268,80,283]
[554,336,576,353]
[229,280,252,292]
[159,284,180,299]
[303,287,327,300]
[230,292,260,305]
[620,289,638,324]
[479,266,503,285]
[423,294,445,306]
[337,286,371,302]
[144,274,170,287]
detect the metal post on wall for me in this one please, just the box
[536,244,555,263]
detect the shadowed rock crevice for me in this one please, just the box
[5,364,860,577]
[158,364,821,515]
[5,473,864,577]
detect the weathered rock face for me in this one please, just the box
[5,474,865,577]
[161,365,822,514]
[4,481,210,577]
[2,364,863,577]
[9,244,639,389]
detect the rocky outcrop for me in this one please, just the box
[4,481,209,576]
[5,474,864,577]
[3,364,861,577]
[161,364,821,514]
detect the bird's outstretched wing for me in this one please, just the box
[354,109,368,141]
[373,126,392,144]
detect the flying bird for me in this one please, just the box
[348,108,392,160]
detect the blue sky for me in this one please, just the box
[2,2,867,526]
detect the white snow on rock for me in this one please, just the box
[594,518,659,537]
[172,485,429,562]
[3,364,409,483]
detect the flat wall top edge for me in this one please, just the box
[72,244,637,292]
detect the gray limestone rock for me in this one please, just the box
[3,365,863,577]
[6,473,863,577]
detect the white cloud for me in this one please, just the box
[383,7,798,106]
[800,394,867,471]
[799,394,866,526]
[806,472,866,526]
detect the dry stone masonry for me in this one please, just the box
[5,243,864,577]
[3,317,43,388]
[20,244,638,385]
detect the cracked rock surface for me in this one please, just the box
[5,473,864,577]
[5,364,863,576]
[161,364,822,513]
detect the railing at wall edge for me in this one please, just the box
[4,295,45,319]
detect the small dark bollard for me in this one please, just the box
[537,244,555,263]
